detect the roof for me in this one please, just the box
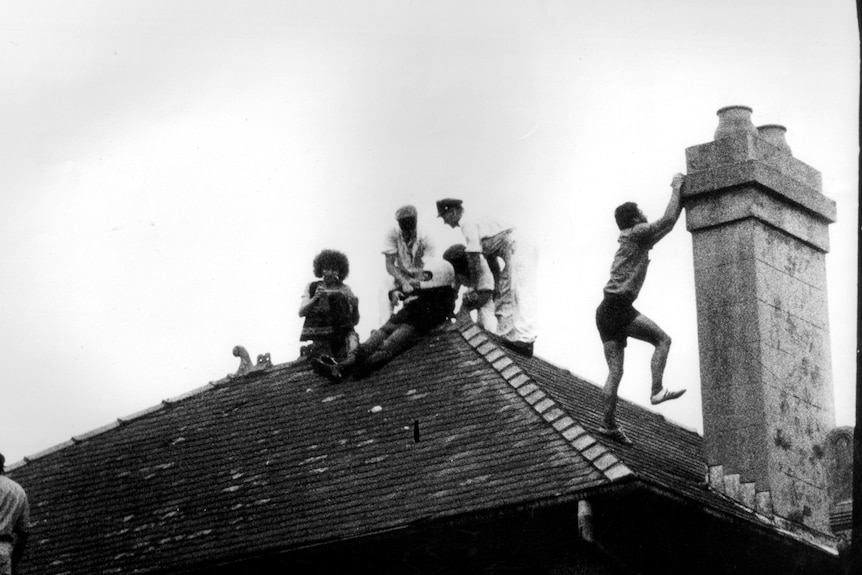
[8,312,835,574]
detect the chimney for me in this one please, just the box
[683,106,837,533]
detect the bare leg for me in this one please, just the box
[626,313,671,396]
[601,340,625,429]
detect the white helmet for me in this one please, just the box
[418,258,455,289]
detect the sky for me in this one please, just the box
[0,0,857,464]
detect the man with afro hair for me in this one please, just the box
[299,249,360,362]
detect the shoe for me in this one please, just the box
[597,426,634,446]
[491,335,534,358]
[507,340,534,358]
[310,356,345,383]
[325,364,347,383]
[309,355,334,375]
[650,388,687,405]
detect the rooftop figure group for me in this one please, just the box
[299,176,688,445]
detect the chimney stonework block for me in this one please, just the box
[740,482,757,508]
[756,491,775,517]
[684,107,836,534]
[708,465,725,490]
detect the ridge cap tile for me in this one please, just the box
[582,444,608,461]
[542,407,565,423]
[563,424,588,441]
[492,356,515,371]
[534,398,555,414]
[509,373,530,388]
[593,452,623,471]
[553,416,576,432]
[517,383,539,397]
[571,434,597,451]
[476,342,497,355]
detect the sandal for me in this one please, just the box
[597,426,634,446]
[650,388,686,405]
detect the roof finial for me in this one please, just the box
[230,345,272,379]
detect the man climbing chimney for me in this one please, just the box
[683,106,837,534]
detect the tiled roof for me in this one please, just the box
[8,312,831,574]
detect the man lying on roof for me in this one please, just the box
[311,258,457,382]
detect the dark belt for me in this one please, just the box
[0,533,13,543]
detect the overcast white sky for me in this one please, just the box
[0,0,857,464]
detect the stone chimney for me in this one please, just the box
[683,106,837,534]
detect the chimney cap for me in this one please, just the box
[716,105,753,115]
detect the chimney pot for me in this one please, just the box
[714,105,757,140]
[757,124,793,155]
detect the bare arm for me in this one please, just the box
[485,256,501,288]
[385,254,415,294]
[632,173,685,244]
[347,287,360,326]
[298,286,323,317]
[467,252,497,295]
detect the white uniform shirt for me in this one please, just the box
[459,215,513,257]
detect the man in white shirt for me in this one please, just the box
[437,198,538,356]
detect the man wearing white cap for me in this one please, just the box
[437,198,538,356]
[379,205,435,324]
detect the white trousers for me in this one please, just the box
[493,231,538,343]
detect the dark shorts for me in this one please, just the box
[596,294,640,348]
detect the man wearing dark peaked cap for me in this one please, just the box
[437,198,538,356]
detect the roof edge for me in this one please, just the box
[635,477,839,556]
[7,356,301,472]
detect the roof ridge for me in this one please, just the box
[456,321,633,482]
[6,354,299,472]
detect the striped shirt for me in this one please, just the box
[0,476,30,537]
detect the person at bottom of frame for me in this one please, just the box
[0,453,30,575]
[595,173,688,446]
[312,258,457,382]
